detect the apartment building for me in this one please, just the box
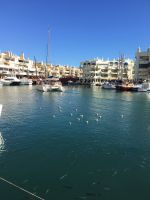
[80,58,134,85]
[0,51,82,79]
[135,47,150,80]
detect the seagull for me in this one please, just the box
[121,114,124,118]
[77,118,80,121]
[99,115,102,118]
[85,121,89,124]
[75,108,78,112]
[70,113,73,117]
[96,113,99,116]
[69,122,72,125]
[95,119,99,122]
[52,115,56,118]
[80,114,84,118]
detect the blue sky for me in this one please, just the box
[0,0,150,66]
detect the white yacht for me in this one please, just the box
[1,76,21,86]
[20,77,33,85]
[36,77,64,92]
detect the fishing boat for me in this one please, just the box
[36,77,64,92]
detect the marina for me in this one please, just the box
[0,86,150,199]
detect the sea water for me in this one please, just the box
[0,86,150,200]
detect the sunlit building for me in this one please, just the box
[135,47,150,80]
[80,58,134,85]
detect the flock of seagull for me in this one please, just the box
[52,105,124,126]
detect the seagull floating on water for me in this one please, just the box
[69,122,72,125]
[85,121,89,124]
[80,115,84,118]
[53,115,56,118]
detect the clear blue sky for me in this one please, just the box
[0,0,150,66]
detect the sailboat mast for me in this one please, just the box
[45,29,51,78]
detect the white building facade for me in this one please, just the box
[80,58,134,85]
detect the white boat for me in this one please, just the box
[36,77,64,92]
[20,77,33,85]
[102,82,116,89]
[138,82,150,92]
[1,76,21,86]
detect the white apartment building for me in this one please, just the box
[80,58,134,85]
[0,51,82,79]
[135,47,150,80]
[0,51,38,77]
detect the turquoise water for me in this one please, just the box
[0,86,150,200]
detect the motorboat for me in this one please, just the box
[36,77,64,92]
[20,77,33,85]
[102,82,116,89]
[1,76,21,86]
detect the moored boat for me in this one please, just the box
[102,82,116,89]
[36,77,64,92]
[20,77,33,85]
[1,76,21,86]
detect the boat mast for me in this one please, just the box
[45,29,51,78]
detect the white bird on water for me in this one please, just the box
[70,113,73,117]
[52,115,56,118]
[69,122,72,125]
[95,119,99,122]
[99,115,102,119]
[77,118,80,121]
[75,108,78,112]
[121,114,124,118]
[80,114,84,118]
[85,121,89,124]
